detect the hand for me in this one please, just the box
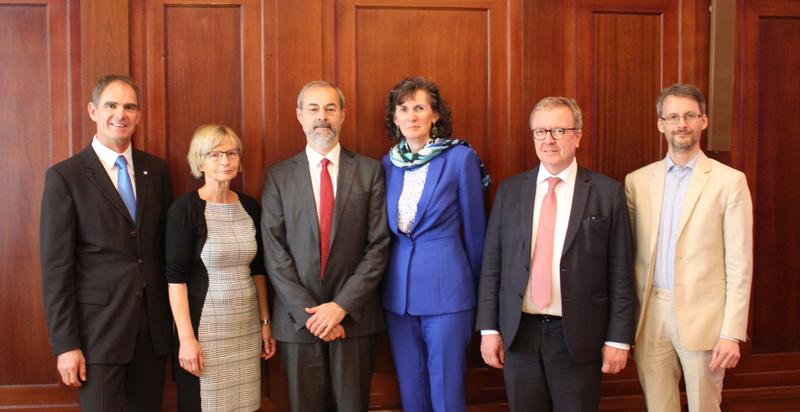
[709,338,740,370]
[304,302,346,338]
[320,324,346,342]
[57,349,86,387]
[480,334,505,369]
[601,345,629,374]
[178,338,204,377]
[261,325,277,360]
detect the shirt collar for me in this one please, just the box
[537,158,578,186]
[664,151,700,173]
[91,136,133,169]
[305,143,341,167]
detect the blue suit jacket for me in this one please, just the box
[381,145,486,315]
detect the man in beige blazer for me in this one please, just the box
[625,83,753,412]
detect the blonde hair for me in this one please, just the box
[186,124,243,178]
[529,96,583,130]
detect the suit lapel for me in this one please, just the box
[330,149,356,246]
[648,161,666,268]
[562,167,589,256]
[79,145,133,223]
[406,155,445,236]
[132,150,149,227]
[289,152,320,247]
[386,162,403,234]
[677,152,711,238]
[518,167,537,270]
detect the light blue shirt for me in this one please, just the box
[653,153,700,289]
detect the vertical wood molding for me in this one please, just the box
[708,0,736,151]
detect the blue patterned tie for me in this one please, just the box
[115,155,136,223]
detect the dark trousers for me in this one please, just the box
[79,299,166,412]
[279,334,377,412]
[503,314,602,412]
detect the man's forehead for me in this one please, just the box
[303,87,340,106]
[99,81,138,103]
[662,95,700,112]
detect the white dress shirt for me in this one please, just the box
[91,136,136,197]
[305,143,341,220]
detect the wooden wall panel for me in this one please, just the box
[337,0,512,183]
[739,0,800,356]
[576,0,679,181]
[0,0,81,408]
[143,0,264,197]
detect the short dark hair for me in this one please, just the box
[297,80,346,110]
[384,76,452,140]
[656,83,706,117]
[91,74,142,107]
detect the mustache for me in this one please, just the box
[313,120,332,129]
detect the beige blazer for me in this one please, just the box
[624,151,753,351]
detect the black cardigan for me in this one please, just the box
[165,190,267,334]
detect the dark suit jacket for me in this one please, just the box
[261,148,391,343]
[40,145,173,363]
[476,165,636,362]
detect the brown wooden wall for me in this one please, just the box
[1,0,799,410]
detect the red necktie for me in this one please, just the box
[531,177,560,309]
[319,158,334,279]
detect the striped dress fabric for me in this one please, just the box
[198,202,261,411]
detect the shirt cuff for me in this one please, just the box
[720,335,740,343]
[604,341,630,350]
[481,330,500,336]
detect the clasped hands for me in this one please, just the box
[305,301,347,342]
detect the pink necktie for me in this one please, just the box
[531,177,560,309]
[319,158,334,279]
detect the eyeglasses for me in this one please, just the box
[659,112,703,124]
[202,149,241,162]
[531,128,578,140]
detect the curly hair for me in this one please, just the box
[384,76,452,140]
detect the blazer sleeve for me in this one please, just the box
[605,182,638,345]
[458,150,486,288]
[720,173,754,341]
[40,167,82,356]
[331,162,391,319]
[165,196,195,284]
[475,181,505,331]
[261,168,320,330]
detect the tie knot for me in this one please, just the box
[115,155,128,169]
[546,177,560,191]
[320,158,330,168]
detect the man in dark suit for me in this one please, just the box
[261,80,390,411]
[476,97,636,411]
[40,74,172,411]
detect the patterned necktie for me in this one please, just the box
[319,158,334,279]
[115,155,136,223]
[531,177,560,309]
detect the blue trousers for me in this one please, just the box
[385,309,474,412]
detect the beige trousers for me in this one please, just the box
[635,288,725,412]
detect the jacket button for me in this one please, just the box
[135,290,144,298]
[130,231,137,237]
[518,293,523,299]
[138,259,144,265]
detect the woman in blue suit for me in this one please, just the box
[382,77,489,412]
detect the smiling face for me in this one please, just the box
[296,85,345,154]
[393,89,440,148]
[531,105,582,175]
[658,95,708,155]
[88,81,141,152]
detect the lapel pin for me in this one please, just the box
[143,170,148,175]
